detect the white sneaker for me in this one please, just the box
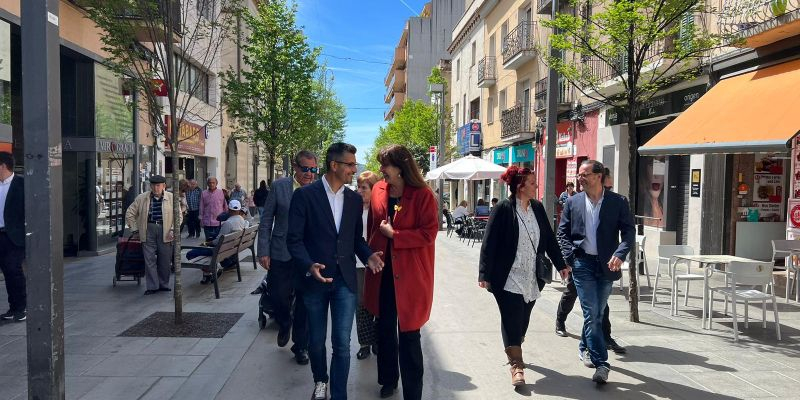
[579,349,595,368]
[592,366,610,384]
[312,381,327,400]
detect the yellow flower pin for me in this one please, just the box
[394,204,403,213]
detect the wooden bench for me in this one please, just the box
[181,230,244,299]
[238,224,259,270]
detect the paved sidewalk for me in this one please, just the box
[0,234,798,399]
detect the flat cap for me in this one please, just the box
[149,175,166,184]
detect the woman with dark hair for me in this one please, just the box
[478,166,570,386]
[363,144,438,399]
[254,179,269,216]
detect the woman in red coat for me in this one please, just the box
[363,144,438,400]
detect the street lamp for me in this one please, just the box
[429,83,445,230]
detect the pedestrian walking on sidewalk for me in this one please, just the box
[258,150,318,365]
[185,179,202,238]
[363,144,438,400]
[200,177,227,241]
[125,175,180,295]
[557,160,635,384]
[478,165,570,387]
[355,170,380,361]
[254,180,269,217]
[0,152,26,322]
[288,143,383,400]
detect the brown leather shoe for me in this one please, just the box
[505,346,525,386]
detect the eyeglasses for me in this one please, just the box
[297,166,319,173]
[334,160,358,168]
[577,172,597,178]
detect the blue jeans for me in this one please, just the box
[304,278,357,400]
[203,225,221,241]
[572,256,614,369]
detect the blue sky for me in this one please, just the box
[295,0,429,164]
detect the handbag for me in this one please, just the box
[516,203,553,284]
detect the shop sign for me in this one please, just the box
[457,122,482,155]
[691,169,701,197]
[790,201,800,228]
[566,160,578,183]
[96,139,135,154]
[511,143,535,163]
[164,117,206,155]
[493,147,509,165]
[605,84,707,126]
[555,126,573,158]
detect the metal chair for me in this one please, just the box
[708,261,781,342]
[771,240,800,302]
[620,235,650,291]
[651,245,702,313]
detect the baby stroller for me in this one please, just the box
[257,274,275,329]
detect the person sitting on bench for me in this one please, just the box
[187,199,250,284]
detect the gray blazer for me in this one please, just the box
[257,177,295,262]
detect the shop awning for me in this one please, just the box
[638,58,800,156]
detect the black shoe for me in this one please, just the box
[1,310,25,322]
[0,310,14,320]
[158,287,171,292]
[200,275,211,285]
[607,338,627,354]
[250,286,264,295]
[372,344,378,355]
[357,346,371,360]
[379,385,396,398]
[217,269,224,278]
[277,325,290,347]
[294,350,309,365]
[555,322,568,337]
[144,290,158,295]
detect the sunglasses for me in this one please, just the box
[297,166,319,174]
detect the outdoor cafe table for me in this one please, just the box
[670,254,763,329]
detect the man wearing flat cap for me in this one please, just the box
[126,175,181,295]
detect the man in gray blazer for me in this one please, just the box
[258,150,318,365]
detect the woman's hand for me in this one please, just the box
[379,220,394,239]
[478,281,490,289]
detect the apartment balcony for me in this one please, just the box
[537,0,553,15]
[718,0,800,47]
[384,69,406,103]
[477,56,497,88]
[69,0,183,42]
[500,104,536,142]
[533,77,573,115]
[384,92,406,121]
[385,47,408,85]
[502,22,538,70]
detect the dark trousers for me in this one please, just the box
[0,232,25,312]
[203,225,221,242]
[186,210,200,237]
[492,289,537,348]
[377,261,423,400]
[556,274,612,340]
[267,258,308,352]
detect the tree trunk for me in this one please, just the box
[626,109,640,323]
[164,5,182,325]
[268,150,276,182]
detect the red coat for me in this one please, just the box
[363,181,438,332]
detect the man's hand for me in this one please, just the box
[309,263,332,283]
[367,252,384,274]
[560,265,572,281]
[379,220,394,239]
[259,256,271,271]
[478,281,490,289]
[608,256,623,272]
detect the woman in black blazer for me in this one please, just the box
[478,166,570,387]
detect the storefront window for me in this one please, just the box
[95,64,133,142]
[96,153,133,247]
[637,156,666,228]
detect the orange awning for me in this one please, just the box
[638,58,800,156]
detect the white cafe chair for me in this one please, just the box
[620,235,650,291]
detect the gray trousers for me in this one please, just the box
[143,222,173,290]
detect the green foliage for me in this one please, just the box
[365,100,439,173]
[222,0,340,179]
[428,66,447,85]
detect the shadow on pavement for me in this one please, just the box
[619,345,736,372]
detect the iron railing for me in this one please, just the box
[502,22,538,64]
[534,77,573,112]
[477,56,497,84]
[500,104,536,139]
[718,0,800,38]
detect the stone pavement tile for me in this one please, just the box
[0,375,26,400]
[65,376,105,400]
[169,373,230,400]
[138,355,205,377]
[737,371,800,398]
[0,345,27,375]
[186,338,221,356]
[88,336,156,355]
[688,371,776,398]
[66,354,109,377]
[140,337,201,355]
[77,376,158,400]
[0,335,23,349]
[139,377,187,400]
[0,321,27,335]
[82,354,157,377]
[214,319,259,349]
[715,350,790,372]
[66,335,112,355]
[191,345,248,376]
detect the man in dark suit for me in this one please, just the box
[288,143,384,400]
[558,159,635,384]
[257,150,318,364]
[0,152,25,322]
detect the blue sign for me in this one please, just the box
[457,122,482,155]
[493,147,509,165]
[511,143,535,163]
